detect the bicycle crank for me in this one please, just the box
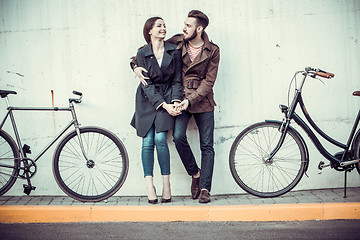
[340,159,360,167]
[18,158,37,179]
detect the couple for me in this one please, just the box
[130,10,220,204]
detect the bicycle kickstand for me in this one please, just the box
[343,169,349,198]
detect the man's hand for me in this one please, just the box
[134,67,149,86]
[163,103,182,116]
[176,99,189,111]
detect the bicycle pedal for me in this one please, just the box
[23,184,36,195]
[23,144,32,154]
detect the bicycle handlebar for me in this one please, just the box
[72,91,82,96]
[69,90,83,104]
[305,67,335,79]
[316,70,335,79]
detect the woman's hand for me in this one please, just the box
[134,67,149,86]
[162,103,182,116]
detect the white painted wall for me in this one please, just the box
[0,0,359,197]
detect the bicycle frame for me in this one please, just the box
[0,97,89,163]
[270,73,360,167]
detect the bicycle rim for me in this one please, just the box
[355,137,360,175]
[0,130,19,195]
[229,122,306,198]
[53,127,129,202]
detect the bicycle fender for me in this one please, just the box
[351,129,360,155]
[265,120,310,172]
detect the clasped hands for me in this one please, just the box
[162,99,189,117]
[134,66,189,116]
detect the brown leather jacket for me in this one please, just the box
[131,32,220,113]
[167,32,220,113]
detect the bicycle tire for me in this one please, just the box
[0,130,20,195]
[354,132,360,175]
[52,127,129,202]
[229,122,307,198]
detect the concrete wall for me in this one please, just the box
[1,0,359,197]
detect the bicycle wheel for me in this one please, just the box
[354,133,360,175]
[0,130,19,195]
[229,122,307,198]
[53,127,129,202]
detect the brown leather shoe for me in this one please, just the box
[199,189,211,204]
[191,176,200,199]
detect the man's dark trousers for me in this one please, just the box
[173,110,215,191]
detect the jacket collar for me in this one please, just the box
[201,32,212,51]
[142,41,177,72]
[181,31,213,69]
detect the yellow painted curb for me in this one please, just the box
[0,203,359,223]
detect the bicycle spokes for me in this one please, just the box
[229,122,307,198]
[53,127,128,202]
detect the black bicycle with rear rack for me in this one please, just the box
[229,67,360,198]
[0,90,129,202]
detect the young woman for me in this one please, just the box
[131,17,183,204]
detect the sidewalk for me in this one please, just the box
[1,187,359,223]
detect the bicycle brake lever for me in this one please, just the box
[308,72,316,78]
[316,77,325,85]
[309,72,325,84]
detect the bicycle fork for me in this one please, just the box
[265,87,302,162]
[264,119,291,162]
[70,103,91,165]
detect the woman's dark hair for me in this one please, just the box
[143,17,163,44]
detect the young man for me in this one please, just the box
[131,10,220,203]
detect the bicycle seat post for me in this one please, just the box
[4,96,11,108]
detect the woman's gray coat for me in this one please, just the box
[131,42,183,137]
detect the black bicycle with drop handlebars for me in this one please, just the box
[229,67,360,198]
[0,90,129,202]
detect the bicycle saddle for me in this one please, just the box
[0,90,17,98]
[353,91,360,97]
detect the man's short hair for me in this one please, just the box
[188,10,209,30]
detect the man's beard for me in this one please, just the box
[183,30,197,42]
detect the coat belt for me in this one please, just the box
[186,79,202,89]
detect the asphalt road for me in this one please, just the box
[1,220,360,240]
